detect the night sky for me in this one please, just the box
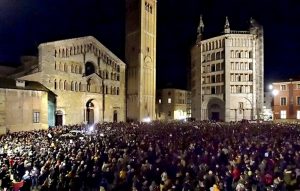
[0,0,300,89]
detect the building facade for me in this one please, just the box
[272,80,300,121]
[0,78,56,133]
[15,36,126,126]
[191,16,264,122]
[156,89,191,121]
[125,0,157,122]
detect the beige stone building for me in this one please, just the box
[156,89,191,121]
[191,16,264,122]
[13,36,126,126]
[0,78,55,133]
[125,0,157,122]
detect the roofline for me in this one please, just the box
[38,36,126,65]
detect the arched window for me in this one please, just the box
[216,52,220,60]
[64,63,68,72]
[79,66,82,74]
[59,62,63,71]
[75,65,79,74]
[117,74,120,81]
[111,72,113,80]
[54,79,57,89]
[64,80,68,90]
[249,51,253,58]
[117,87,119,95]
[71,64,75,73]
[85,62,95,76]
[71,81,74,91]
[211,53,215,61]
[75,82,78,91]
[55,50,57,57]
[117,65,120,72]
[59,80,63,90]
[79,82,82,91]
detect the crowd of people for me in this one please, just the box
[0,121,300,191]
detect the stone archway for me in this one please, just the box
[207,98,225,121]
[55,110,63,126]
[113,110,118,122]
[86,99,95,124]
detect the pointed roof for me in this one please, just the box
[197,15,205,36]
[224,16,230,29]
[224,16,230,33]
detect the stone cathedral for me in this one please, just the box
[0,0,157,132]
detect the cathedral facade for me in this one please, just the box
[17,36,126,126]
[0,0,158,131]
[191,16,264,122]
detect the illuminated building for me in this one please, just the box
[191,16,264,121]
[271,79,300,121]
[125,0,157,122]
[156,88,191,121]
[9,37,126,126]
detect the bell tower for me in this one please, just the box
[125,0,157,122]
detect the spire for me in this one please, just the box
[197,15,204,37]
[250,17,258,28]
[249,17,263,34]
[196,15,204,45]
[224,16,230,33]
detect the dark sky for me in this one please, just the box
[0,0,300,89]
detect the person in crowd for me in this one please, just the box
[0,121,300,190]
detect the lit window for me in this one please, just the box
[33,112,40,123]
[297,111,300,119]
[280,110,286,119]
[280,97,287,106]
[280,85,286,91]
[159,99,161,104]
[297,84,300,89]
[168,98,171,104]
[297,97,300,105]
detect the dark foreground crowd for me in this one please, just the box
[1,121,300,191]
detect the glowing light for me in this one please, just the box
[89,125,94,132]
[142,117,151,123]
[272,89,279,96]
[268,84,273,90]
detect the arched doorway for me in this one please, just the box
[86,100,94,124]
[207,98,225,121]
[113,110,118,122]
[55,110,63,126]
